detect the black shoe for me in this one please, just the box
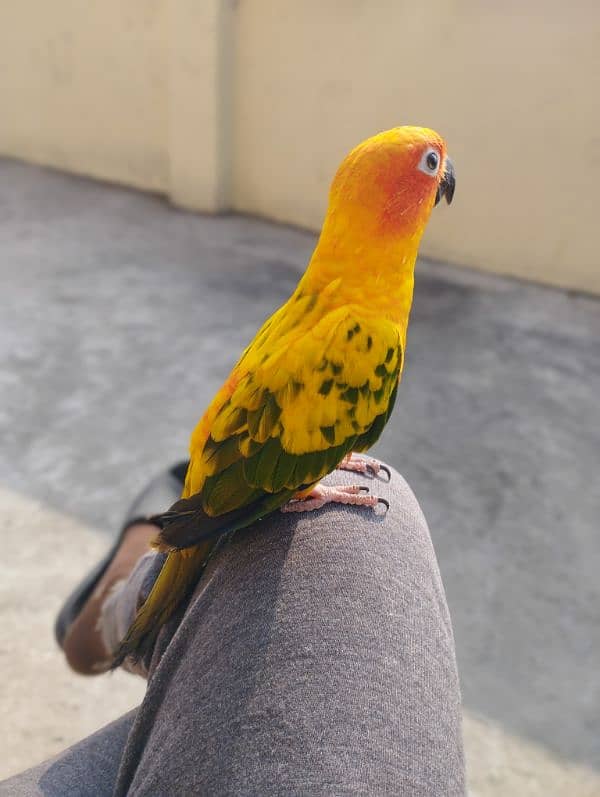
[54,461,189,648]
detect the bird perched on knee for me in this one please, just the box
[113,126,456,666]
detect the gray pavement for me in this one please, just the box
[1,158,599,777]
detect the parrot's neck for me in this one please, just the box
[299,229,422,329]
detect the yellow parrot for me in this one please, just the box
[113,126,455,666]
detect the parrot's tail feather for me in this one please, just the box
[112,491,296,668]
[148,496,249,551]
[111,544,211,669]
[150,489,295,552]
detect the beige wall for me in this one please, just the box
[1,1,599,293]
[0,1,169,191]
[232,1,600,293]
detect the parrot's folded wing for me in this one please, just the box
[155,310,402,551]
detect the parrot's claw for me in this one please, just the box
[376,497,390,513]
[281,483,384,514]
[337,453,391,482]
[378,465,392,483]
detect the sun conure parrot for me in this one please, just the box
[113,125,455,666]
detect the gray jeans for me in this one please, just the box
[1,468,465,796]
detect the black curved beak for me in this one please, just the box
[435,157,456,206]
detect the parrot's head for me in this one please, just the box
[323,126,455,250]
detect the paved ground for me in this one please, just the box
[0,487,145,780]
[1,158,599,790]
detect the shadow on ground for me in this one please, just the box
[0,158,598,772]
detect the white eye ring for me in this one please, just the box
[418,147,441,176]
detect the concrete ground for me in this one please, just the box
[0,158,599,794]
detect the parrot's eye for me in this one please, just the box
[418,148,441,177]
[426,151,439,170]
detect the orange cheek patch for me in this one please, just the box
[371,151,433,237]
[379,174,431,237]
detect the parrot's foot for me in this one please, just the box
[337,453,391,481]
[281,484,388,513]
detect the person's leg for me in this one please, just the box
[113,467,465,796]
[0,469,182,796]
[56,461,189,676]
[0,538,165,796]
[3,464,464,795]
[62,524,162,676]
[0,711,137,797]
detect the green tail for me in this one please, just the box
[111,542,212,668]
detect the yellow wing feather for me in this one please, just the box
[184,287,402,507]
